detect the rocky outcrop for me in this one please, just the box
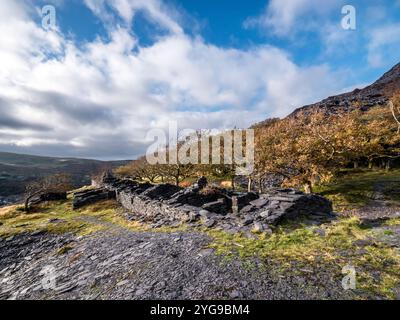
[28,192,67,207]
[73,189,116,210]
[75,174,334,233]
[251,62,400,127]
[239,188,334,226]
[290,62,400,116]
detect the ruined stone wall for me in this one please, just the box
[95,179,199,225]
[116,189,200,224]
[74,175,334,233]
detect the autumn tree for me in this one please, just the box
[255,110,370,193]
[115,156,163,182]
[358,99,400,169]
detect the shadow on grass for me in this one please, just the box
[314,169,400,210]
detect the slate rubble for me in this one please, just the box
[0,231,356,300]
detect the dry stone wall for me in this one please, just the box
[74,173,335,233]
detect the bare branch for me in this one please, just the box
[388,101,400,134]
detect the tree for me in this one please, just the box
[115,156,163,182]
[358,100,400,169]
[24,173,72,213]
[159,163,193,186]
[255,110,368,193]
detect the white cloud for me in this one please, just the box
[83,0,183,34]
[244,0,343,36]
[0,0,346,159]
[367,23,400,67]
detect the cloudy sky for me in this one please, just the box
[0,0,400,160]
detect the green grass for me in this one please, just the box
[0,199,139,238]
[207,217,400,299]
[0,195,188,238]
[314,169,400,211]
[0,201,98,237]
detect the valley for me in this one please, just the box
[0,152,129,206]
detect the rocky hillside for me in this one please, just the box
[290,63,400,116]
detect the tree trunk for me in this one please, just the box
[175,167,180,186]
[231,176,235,191]
[24,195,35,213]
[368,160,373,169]
[304,181,313,194]
[353,161,359,169]
[24,198,30,213]
[247,177,252,193]
[385,160,391,171]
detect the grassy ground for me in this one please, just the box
[1,169,399,299]
[206,169,400,299]
[0,195,189,239]
[314,169,400,211]
[207,216,400,299]
[0,198,144,239]
[1,197,398,299]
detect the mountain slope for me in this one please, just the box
[291,62,400,116]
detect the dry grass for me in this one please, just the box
[0,197,186,238]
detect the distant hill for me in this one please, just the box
[0,152,130,202]
[290,62,400,116]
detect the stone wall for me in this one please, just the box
[76,174,334,233]
[29,192,67,207]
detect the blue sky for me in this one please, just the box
[49,0,400,84]
[0,0,400,159]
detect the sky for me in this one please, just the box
[0,0,400,160]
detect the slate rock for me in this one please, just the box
[204,219,216,228]
[313,228,326,237]
[252,222,265,234]
[250,198,269,208]
[242,216,254,226]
